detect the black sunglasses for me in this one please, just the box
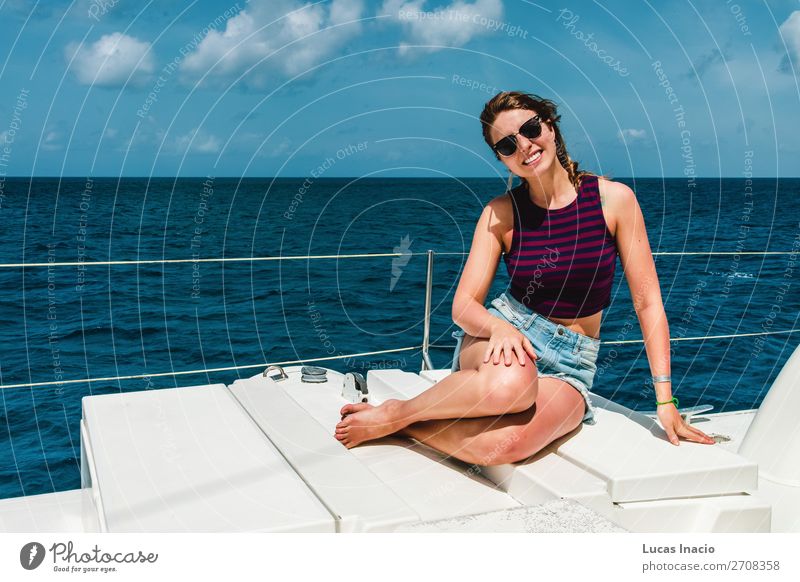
[492,115,543,157]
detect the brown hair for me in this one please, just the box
[480,91,592,192]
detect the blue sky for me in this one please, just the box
[1,0,798,178]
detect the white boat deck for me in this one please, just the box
[0,489,84,532]
[395,499,626,533]
[1,357,796,533]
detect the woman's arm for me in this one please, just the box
[452,197,537,365]
[451,199,504,337]
[605,179,714,445]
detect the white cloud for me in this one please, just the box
[779,11,800,70]
[380,0,504,55]
[180,0,365,82]
[116,120,221,155]
[618,128,646,141]
[66,32,155,87]
[173,127,221,154]
[43,130,61,151]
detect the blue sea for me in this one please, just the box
[1,177,799,500]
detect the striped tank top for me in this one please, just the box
[503,174,618,318]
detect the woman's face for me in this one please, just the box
[489,108,556,179]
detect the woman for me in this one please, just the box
[335,91,714,465]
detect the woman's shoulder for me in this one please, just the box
[594,176,637,239]
[595,176,636,214]
[469,189,514,254]
[485,188,515,229]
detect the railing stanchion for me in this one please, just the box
[421,250,435,371]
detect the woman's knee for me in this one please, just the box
[481,360,538,414]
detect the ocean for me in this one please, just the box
[1,176,798,499]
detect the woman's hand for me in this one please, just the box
[483,319,538,366]
[657,404,716,446]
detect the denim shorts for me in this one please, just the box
[450,291,601,425]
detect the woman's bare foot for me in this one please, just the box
[334,399,405,448]
[339,401,369,420]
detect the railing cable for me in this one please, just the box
[0,250,795,269]
[0,346,421,390]
[3,327,799,391]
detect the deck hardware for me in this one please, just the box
[264,365,288,382]
[301,366,328,383]
[342,372,369,403]
[680,404,715,425]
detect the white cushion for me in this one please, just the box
[560,395,758,502]
[231,368,519,527]
[82,384,333,532]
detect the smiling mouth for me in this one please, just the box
[522,150,543,165]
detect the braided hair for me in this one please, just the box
[480,91,592,192]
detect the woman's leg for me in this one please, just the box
[335,335,538,448]
[398,376,586,466]
[335,333,539,448]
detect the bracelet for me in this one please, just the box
[656,396,679,407]
[652,375,671,384]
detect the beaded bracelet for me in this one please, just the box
[656,396,679,407]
